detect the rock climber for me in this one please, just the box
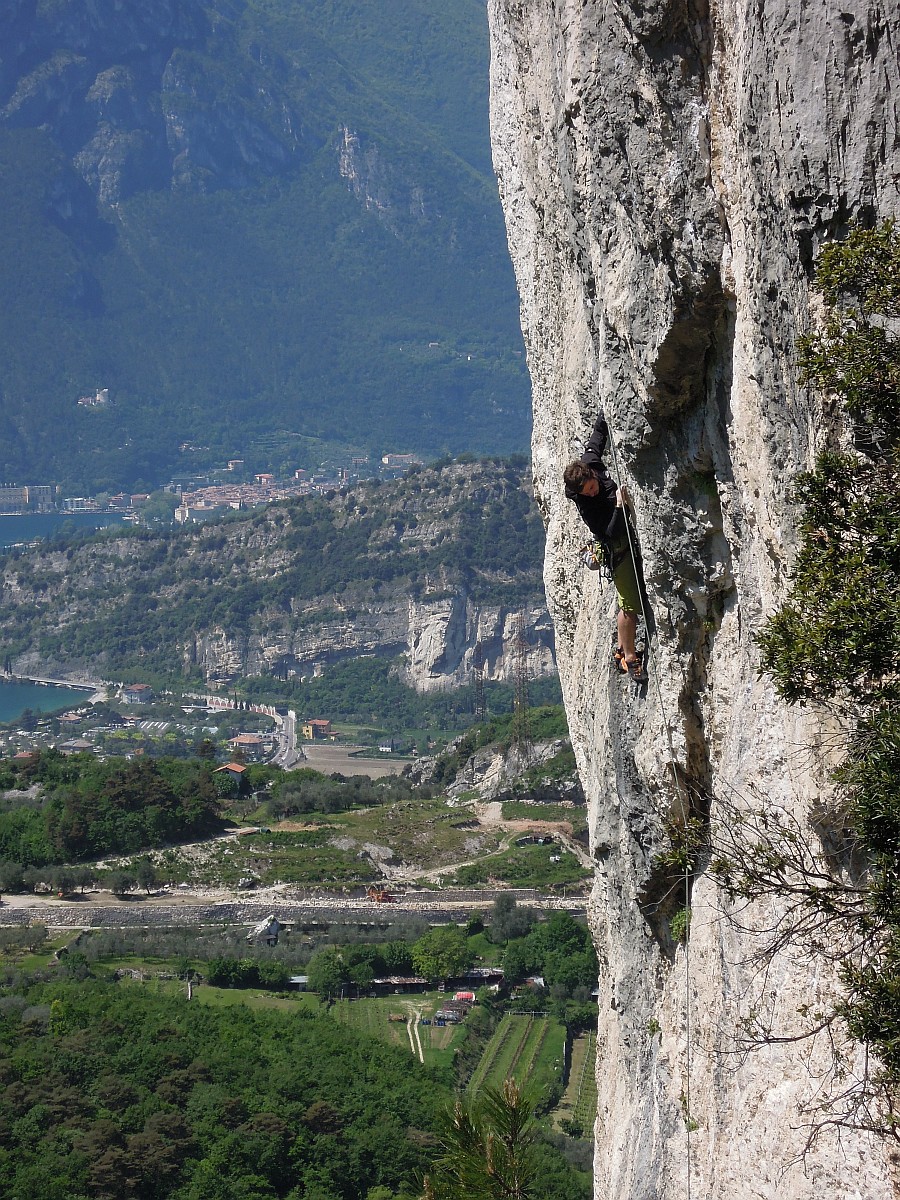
[563,410,647,683]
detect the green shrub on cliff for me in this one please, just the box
[749,222,900,1133]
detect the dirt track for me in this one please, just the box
[0,887,587,930]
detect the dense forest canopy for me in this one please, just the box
[0,979,448,1200]
[0,750,221,869]
[0,0,529,492]
[0,933,593,1197]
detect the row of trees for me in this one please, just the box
[268,767,420,819]
[301,906,597,1009]
[62,914,434,969]
[0,855,172,899]
[305,926,475,1001]
[205,957,292,991]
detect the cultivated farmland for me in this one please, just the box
[468,1012,566,1099]
[554,1030,598,1132]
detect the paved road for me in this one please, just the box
[273,708,301,768]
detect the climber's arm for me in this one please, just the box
[581,412,609,470]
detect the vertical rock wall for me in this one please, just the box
[486,2,898,1196]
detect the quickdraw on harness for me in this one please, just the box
[578,537,629,580]
[578,539,608,573]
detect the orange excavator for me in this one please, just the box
[367,885,394,903]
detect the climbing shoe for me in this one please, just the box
[612,645,627,673]
[625,656,647,684]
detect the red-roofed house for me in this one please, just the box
[301,719,332,740]
[215,762,247,777]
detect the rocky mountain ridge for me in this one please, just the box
[0,0,529,487]
[1,459,555,692]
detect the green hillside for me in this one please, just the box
[0,0,529,493]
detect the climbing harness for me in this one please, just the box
[599,407,695,1200]
[578,539,608,573]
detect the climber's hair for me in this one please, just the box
[563,461,593,495]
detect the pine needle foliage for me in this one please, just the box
[423,1079,540,1200]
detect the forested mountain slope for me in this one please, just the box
[1,459,554,689]
[0,0,529,491]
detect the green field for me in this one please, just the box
[468,1012,566,1102]
[330,992,468,1070]
[13,933,76,971]
[553,1030,598,1135]
[191,984,318,1014]
[108,968,321,1015]
[448,841,592,889]
[500,801,588,841]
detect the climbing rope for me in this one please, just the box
[600,408,695,1200]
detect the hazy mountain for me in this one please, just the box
[0,0,530,493]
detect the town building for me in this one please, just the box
[0,486,29,513]
[301,718,332,740]
[24,485,54,511]
[380,453,423,470]
[227,732,273,761]
[215,762,248,781]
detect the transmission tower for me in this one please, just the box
[472,641,486,723]
[512,610,533,765]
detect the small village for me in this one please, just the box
[0,678,347,768]
[0,442,425,528]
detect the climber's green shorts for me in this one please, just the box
[611,537,641,615]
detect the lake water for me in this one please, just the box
[0,511,127,548]
[0,679,94,723]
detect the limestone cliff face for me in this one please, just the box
[487,2,897,1196]
[183,594,555,693]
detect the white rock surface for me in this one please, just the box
[406,596,556,691]
[487,1,898,1196]
[178,595,555,693]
